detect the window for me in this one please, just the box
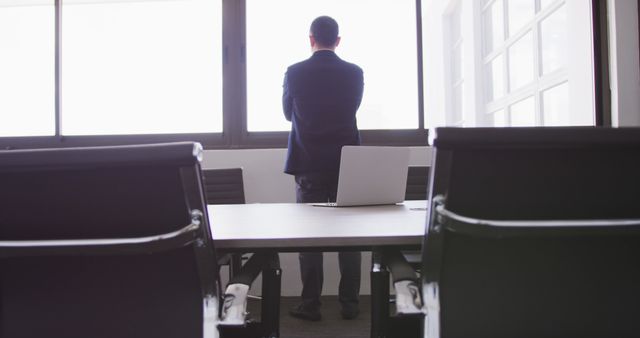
[424,0,596,129]
[246,0,420,132]
[481,0,592,127]
[0,0,602,149]
[62,0,222,136]
[1,0,426,148]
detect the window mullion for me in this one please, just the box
[223,0,244,147]
[533,0,543,125]
[55,0,61,141]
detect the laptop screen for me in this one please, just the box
[333,146,411,206]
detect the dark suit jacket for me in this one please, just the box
[283,50,364,175]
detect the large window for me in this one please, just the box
[0,0,602,149]
[482,0,576,127]
[246,0,419,132]
[62,0,222,136]
[0,0,223,147]
[423,0,596,129]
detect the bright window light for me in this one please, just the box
[61,0,222,136]
[508,30,534,91]
[543,82,569,126]
[0,2,55,137]
[508,0,535,36]
[540,3,567,75]
[510,95,536,126]
[246,0,419,132]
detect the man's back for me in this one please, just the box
[283,15,364,322]
[283,50,363,175]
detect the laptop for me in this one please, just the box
[313,146,411,207]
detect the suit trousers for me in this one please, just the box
[295,173,361,311]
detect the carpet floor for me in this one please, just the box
[247,295,371,338]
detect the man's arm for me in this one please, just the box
[282,71,293,121]
[355,68,364,110]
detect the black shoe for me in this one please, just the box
[341,306,360,320]
[289,304,322,321]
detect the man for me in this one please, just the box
[282,16,364,321]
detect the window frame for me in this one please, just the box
[481,0,539,125]
[0,0,607,150]
[479,0,591,127]
[0,0,427,150]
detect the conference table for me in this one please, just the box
[207,200,428,252]
[207,200,428,338]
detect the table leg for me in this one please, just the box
[261,259,281,337]
[370,250,390,338]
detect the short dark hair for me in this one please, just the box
[310,16,339,47]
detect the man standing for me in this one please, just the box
[282,16,364,321]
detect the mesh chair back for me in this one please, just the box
[405,166,430,201]
[0,142,217,338]
[202,168,246,204]
[425,127,640,338]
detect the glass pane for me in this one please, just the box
[485,54,504,102]
[247,0,419,131]
[490,109,506,127]
[452,44,463,83]
[542,82,569,126]
[540,4,567,74]
[508,31,534,90]
[540,0,555,10]
[509,96,536,126]
[508,0,535,36]
[451,84,463,124]
[62,0,222,136]
[483,0,504,55]
[451,3,461,40]
[0,2,55,137]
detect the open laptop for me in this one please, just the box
[313,146,411,207]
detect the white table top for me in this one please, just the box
[207,200,428,251]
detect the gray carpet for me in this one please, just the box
[247,296,371,338]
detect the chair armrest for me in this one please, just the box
[0,210,203,257]
[219,252,280,326]
[434,194,640,238]
[220,283,250,325]
[382,249,423,315]
[394,280,423,315]
[383,249,418,284]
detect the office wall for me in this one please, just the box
[202,147,431,296]
[608,0,640,126]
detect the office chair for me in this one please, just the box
[405,165,430,201]
[201,168,281,338]
[420,127,640,338]
[371,166,430,338]
[403,166,430,267]
[202,168,247,205]
[0,142,277,338]
[202,168,247,277]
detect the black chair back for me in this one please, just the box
[405,165,430,201]
[202,168,246,204]
[423,127,640,338]
[0,142,218,338]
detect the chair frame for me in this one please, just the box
[421,127,640,338]
[0,143,221,338]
